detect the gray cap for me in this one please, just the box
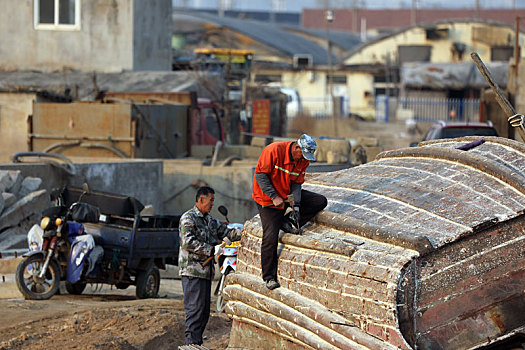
[297,134,317,161]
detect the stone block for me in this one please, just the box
[244,146,264,159]
[8,171,23,195]
[357,137,378,147]
[191,145,214,159]
[2,192,16,209]
[0,226,27,251]
[18,177,43,198]
[0,193,4,217]
[315,138,351,164]
[0,189,49,232]
[250,136,272,147]
[0,171,13,193]
[364,146,384,162]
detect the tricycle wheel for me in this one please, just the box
[16,254,60,300]
[65,281,87,295]
[136,265,160,299]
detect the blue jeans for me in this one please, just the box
[181,276,212,345]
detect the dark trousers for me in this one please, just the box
[257,190,327,282]
[181,276,212,345]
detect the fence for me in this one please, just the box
[393,97,480,122]
[300,96,349,119]
[299,96,480,123]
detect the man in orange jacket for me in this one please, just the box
[252,134,327,290]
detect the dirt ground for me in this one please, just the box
[0,279,232,350]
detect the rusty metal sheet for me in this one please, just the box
[32,102,133,157]
[227,137,525,349]
[31,101,189,158]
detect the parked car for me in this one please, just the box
[411,120,498,146]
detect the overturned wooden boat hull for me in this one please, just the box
[225,136,525,349]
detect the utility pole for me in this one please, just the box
[411,0,417,26]
[325,9,339,136]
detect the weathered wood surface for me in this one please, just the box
[226,137,525,349]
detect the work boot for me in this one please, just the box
[265,279,280,290]
[281,220,301,235]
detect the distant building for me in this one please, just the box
[343,19,524,119]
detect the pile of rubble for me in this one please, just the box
[0,171,48,255]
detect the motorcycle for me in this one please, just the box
[15,184,101,300]
[214,205,242,313]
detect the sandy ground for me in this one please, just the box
[0,276,232,350]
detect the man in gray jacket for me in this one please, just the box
[179,186,241,345]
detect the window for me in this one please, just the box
[491,46,515,62]
[328,75,347,84]
[254,74,282,83]
[34,0,80,30]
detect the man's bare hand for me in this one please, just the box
[272,196,285,207]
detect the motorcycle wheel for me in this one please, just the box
[215,274,228,313]
[135,265,160,299]
[65,281,87,295]
[16,255,60,300]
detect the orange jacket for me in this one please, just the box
[252,141,309,208]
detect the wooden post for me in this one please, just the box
[471,52,525,142]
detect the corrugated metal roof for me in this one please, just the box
[281,26,362,51]
[174,11,337,65]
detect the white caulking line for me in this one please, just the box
[235,284,399,331]
[244,229,417,261]
[240,241,410,273]
[373,162,517,213]
[421,233,525,281]
[228,292,371,349]
[276,275,397,307]
[312,183,472,232]
[229,283,400,329]
[426,140,525,158]
[374,156,525,198]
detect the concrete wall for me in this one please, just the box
[162,159,257,223]
[0,159,163,212]
[133,0,172,71]
[0,0,171,72]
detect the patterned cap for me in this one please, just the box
[297,134,317,161]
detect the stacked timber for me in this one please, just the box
[225,136,525,350]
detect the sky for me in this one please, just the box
[173,0,525,11]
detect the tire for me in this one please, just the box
[16,254,61,300]
[135,265,160,299]
[215,274,228,313]
[65,281,87,295]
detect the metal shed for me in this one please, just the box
[225,136,525,349]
